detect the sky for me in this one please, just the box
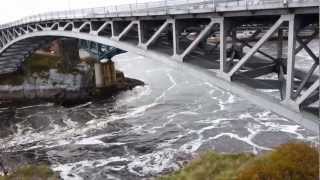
[0,0,159,24]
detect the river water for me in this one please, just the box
[0,51,317,180]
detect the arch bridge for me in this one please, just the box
[0,0,319,132]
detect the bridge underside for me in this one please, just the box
[0,7,319,132]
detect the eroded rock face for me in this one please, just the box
[0,64,93,101]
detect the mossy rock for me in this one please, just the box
[0,165,58,180]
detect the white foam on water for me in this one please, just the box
[116,85,152,108]
[75,133,124,146]
[52,157,129,180]
[69,102,92,110]
[127,148,179,176]
[16,103,54,110]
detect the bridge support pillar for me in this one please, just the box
[172,19,181,57]
[284,15,297,103]
[94,63,104,88]
[218,18,231,81]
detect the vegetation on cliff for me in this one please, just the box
[0,53,84,86]
[161,142,318,180]
[0,54,62,86]
[0,165,58,180]
[23,54,61,74]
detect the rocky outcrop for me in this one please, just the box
[0,64,144,105]
[0,64,93,102]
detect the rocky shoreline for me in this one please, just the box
[0,77,144,107]
[0,54,144,106]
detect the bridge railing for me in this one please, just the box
[0,0,318,29]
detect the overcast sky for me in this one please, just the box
[0,0,158,24]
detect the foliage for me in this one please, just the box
[23,54,61,74]
[0,165,58,180]
[0,53,84,86]
[237,142,319,180]
[160,152,254,180]
[160,142,319,180]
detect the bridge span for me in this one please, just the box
[0,0,319,132]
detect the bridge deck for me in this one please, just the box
[0,0,319,29]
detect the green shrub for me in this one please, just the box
[160,142,319,180]
[160,152,254,180]
[0,165,58,180]
[23,54,61,74]
[237,142,319,180]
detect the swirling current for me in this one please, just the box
[0,51,317,180]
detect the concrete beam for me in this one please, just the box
[77,22,91,33]
[1,31,11,42]
[236,38,277,61]
[296,79,320,106]
[27,25,36,32]
[62,22,74,31]
[293,63,319,100]
[19,27,28,34]
[95,21,112,35]
[116,21,137,41]
[49,22,59,30]
[227,15,287,78]
[296,36,319,63]
[143,20,170,49]
[180,18,220,59]
[295,29,318,55]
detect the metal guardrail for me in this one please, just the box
[0,0,318,29]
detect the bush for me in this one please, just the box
[237,142,319,180]
[0,165,58,180]
[160,152,254,180]
[160,142,319,180]
[23,54,61,74]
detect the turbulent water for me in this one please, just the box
[0,52,317,180]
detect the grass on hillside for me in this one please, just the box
[161,142,319,180]
[160,152,254,180]
[237,142,319,180]
[0,165,58,180]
